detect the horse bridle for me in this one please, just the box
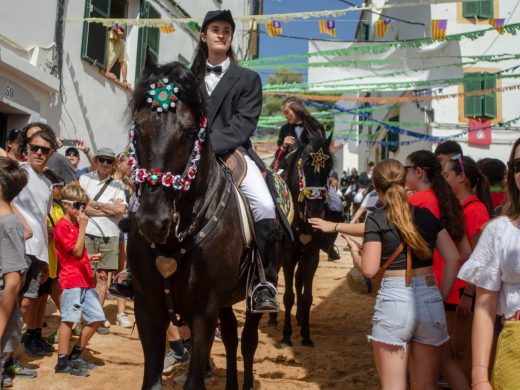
[296,157,328,221]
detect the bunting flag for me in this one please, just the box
[468,118,492,145]
[319,19,336,37]
[159,23,175,33]
[431,19,447,40]
[490,18,505,34]
[266,20,283,37]
[374,19,390,38]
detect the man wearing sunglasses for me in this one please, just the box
[12,126,57,358]
[79,147,128,335]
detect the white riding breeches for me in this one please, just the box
[240,155,276,222]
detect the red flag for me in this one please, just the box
[468,118,492,145]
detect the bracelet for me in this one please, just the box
[334,223,339,232]
[472,365,488,369]
[463,292,475,298]
[83,147,90,154]
[471,380,489,387]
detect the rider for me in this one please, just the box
[191,10,280,312]
[273,96,325,171]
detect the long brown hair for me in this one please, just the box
[373,159,432,260]
[503,138,520,219]
[191,24,237,83]
[407,150,465,241]
[282,97,325,140]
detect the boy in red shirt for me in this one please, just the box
[53,184,104,376]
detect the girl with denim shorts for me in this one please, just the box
[343,159,460,390]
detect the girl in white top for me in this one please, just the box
[458,137,520,389]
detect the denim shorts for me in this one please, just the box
[61,288,106,325]
[368,275,449,348]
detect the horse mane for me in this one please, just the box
[129,61,206,123]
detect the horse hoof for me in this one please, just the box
[301,339,315,347]
[279,339,292,348]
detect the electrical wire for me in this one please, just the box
[338,0,425,26]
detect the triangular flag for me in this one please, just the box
[266,20,282,38]
[431,20,447,40]
[160,23,176,34]
[374,19,390,38]
[319,19,336,37]
[489,18,505,34]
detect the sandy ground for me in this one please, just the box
[14,238,380,390]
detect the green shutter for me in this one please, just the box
[464,73,483,118]
[359,23,369,41]
[478,0,494,19]
[462,0,478,18]
[482,73,497,119]
[81,0,111,68]
[135,1,160,80]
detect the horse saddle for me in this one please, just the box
[221,150,294,240]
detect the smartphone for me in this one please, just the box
[62,138,76,147]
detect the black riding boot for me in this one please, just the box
[251,218,281,312]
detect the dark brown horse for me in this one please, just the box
[127,57,285,390]
[269,135,334,347]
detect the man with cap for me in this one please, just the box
[65,139,97,178]
[104,23,130,88]
[5,129,23,161]
[79,147,127,334]
[191,10,280,312]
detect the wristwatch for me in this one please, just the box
[95,202,100,210]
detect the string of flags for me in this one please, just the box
[159,23,175,33]
[263,17,507,41]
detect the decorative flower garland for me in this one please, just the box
[128,113,208,192]
[146,77,179,113]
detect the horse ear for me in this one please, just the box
[325,130,334,150]
[142,46,157,78]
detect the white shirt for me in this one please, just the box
[205,57,231,96]
[79,171,127,238]
[295,125,304,140]
[459,217,520,319]
[13,163,52,263]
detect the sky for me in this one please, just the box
[257,0,364,82]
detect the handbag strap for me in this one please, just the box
[373,243,413,287]
[93,178,113,202]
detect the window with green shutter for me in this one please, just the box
[135,1,160,80]
[81,0,111,68]
[360,23,369,41]
[463,72,497,119]
[463,0,494,19]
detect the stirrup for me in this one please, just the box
[248,282,279,313]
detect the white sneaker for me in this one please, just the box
[116,313,133,328]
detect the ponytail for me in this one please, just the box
[373,159,432,260]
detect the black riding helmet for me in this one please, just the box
[201,9,235,33]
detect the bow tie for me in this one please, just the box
[206,65,223,75]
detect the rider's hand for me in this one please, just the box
[282,136,295,149]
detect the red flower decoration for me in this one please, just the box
[158,82,163,88]
[170,95,176,101]
[162,172,174,187]
[153,101,159,107]
[146,169,162,186]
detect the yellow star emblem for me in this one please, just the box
[309,148,330,173]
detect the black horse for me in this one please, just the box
[127,58,285,390]
[269,135,334,347]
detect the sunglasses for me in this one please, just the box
[451,153,465,175]
[98,157,115,164]
[62,200,87,210]
[51,182,64,188]
[507,159,520,174]
[66,152,79,158]
[28,144,52,156]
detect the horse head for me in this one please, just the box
[286,132,334,224]
[129,52,207,245]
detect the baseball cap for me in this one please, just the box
[7,129,21,142]
[201,10,235,32]
[65,147,79,157]
[96,147,116,159]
